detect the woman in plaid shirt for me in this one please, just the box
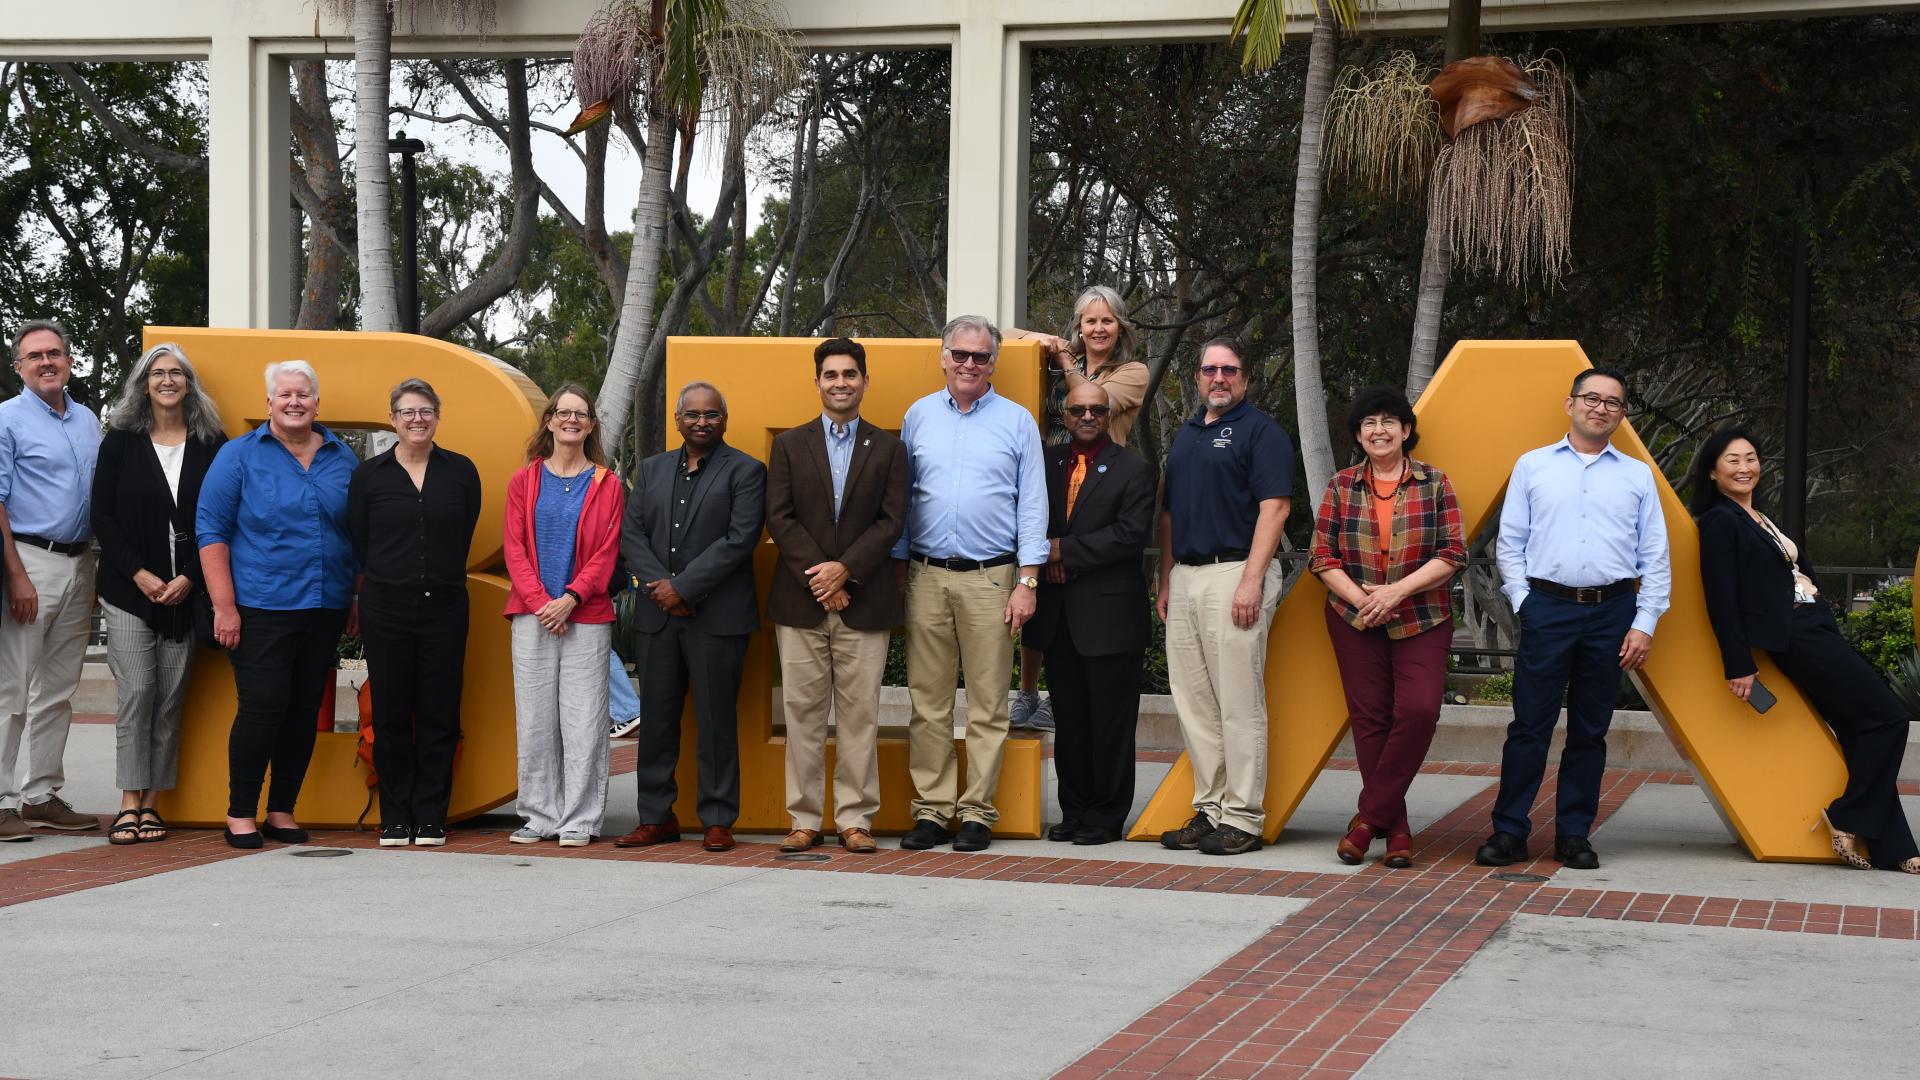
[1308,386,1467,869]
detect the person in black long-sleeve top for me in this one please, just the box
[347,378,482,848]
[90,343,226,845]
[1692,426,1918,874]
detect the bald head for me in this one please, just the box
[1064,380,1112,447]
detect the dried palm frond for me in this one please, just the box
[1428,56,1575,288]
[569,0,648,131]
[318,0,497,35]
[1324,52,1440,203]
[1428,55,1538,140]
[685,0,806,144]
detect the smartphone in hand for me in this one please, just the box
[1747,678,1777,714]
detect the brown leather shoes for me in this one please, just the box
[780,828,823,852]
[613,820,681,848]
[837,827,877,854]
[703,825,735,852]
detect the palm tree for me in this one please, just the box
[353,0,400,332]
[569,0,799,451]
[1405,0,1481,399]
[1232,0,1362,510]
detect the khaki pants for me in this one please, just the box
[0,545,95,809]
[777,614,889,832]
[1166,558,1282,835]
[905,560,1015,826]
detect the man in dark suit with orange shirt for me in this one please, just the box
[763,338,908,855]
[1025,381,1156,845]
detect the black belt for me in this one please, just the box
[912,552,1015,572]
[1527,577,1636,603]
[13,534,87,557]
[1177,549,1251,566]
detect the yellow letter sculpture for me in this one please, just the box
[658,336,1047,837]
[1128,340,1847,862]
[150,327,545,828]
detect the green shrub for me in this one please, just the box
[1477,672,1513,702]
[1841,580,1914,678]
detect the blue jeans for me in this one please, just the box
[1491,591,1634,840]
[608,647,640,723]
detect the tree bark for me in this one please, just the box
[1405,0,1481,401]
[596,90,678,449]
[290,60,347,330]
[354,0,400,332]
[1290,1,1340,510]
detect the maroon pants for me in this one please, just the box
[1324,606,1452,837]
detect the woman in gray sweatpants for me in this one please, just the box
[501,384,627,848]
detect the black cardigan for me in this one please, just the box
[89,427,226,639]
[1696,498,1821,679]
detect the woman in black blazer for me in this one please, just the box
[90,343,227,845]
[1691,426,1917,874]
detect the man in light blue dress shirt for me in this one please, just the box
[0,320,104,839]
[893,315,1048,853]
[1477,367,1671,871]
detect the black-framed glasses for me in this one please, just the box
[679,409,724,422]
[946,348,994,367]
[1066,404,1111,418]
[394,407,439,421]
[1199,364,1242,379]
[1574,392,1627,413]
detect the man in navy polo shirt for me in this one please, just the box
[1154,337,1294,856]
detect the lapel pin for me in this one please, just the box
[862,439,870,446]
[1097,464,1108,473]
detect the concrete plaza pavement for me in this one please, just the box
[3,721,1916,1080]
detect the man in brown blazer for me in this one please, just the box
[765,338,909,855]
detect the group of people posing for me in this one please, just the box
[0,301,1912,874]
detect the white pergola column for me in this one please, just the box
[205,34,289,329]
[944,14,1034,329]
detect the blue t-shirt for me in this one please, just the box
[534,465,592,600]
[1163,397,1295,560]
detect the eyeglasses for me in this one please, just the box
[148,368,187,383]
[1358,416,1402,430]
[679,410,724,422]
[1199,364,1242,379]
[1065,404,1111,418]
[551,408,593,422]
[394,407,439,421]
[946,349,995,367]
[18,348,67,364]
[1574,392,1627,413]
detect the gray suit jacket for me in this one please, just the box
[621,442,766,636]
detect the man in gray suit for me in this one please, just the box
[613,382,767,853]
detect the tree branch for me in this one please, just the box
[50,63,207,177]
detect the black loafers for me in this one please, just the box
[1474,831,1528,866]
[260,824,309,845]
[1553,834,1600,870]
[899,819,952,850]
[1046,819,1082,842]
[1072,825,1120,846]
[952,821,993,852]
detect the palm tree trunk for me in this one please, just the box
[1290,0,1339,509]
[1405,0,1481,401]
[596,95,678,450]
[353,0,399,332]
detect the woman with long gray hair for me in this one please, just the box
[89,343,227,844]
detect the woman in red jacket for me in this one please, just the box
[502,384,626,847]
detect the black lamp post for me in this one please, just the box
[386,131,427,334]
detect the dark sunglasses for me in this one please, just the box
[1066,404,1111,418]
[946,349,995,367]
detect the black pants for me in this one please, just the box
[1493,591,1635,840]
[227,606,349,819]
[360,585,468,827]
[633,619,748,827]
[1771,603,1918,868]
[1044,623,1143,833]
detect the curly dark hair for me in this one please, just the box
[1344,385,1419,454]
[1686,425,1760,518]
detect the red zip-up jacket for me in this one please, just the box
[502,457,626,623]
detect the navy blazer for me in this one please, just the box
[1696,498,1821,679]
[1024,441,1156,658]
[620,442,766,637]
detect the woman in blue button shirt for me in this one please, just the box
[197,360,359,849]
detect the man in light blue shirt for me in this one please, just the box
[894,315,1048,853]
[1477,367,1671,871]
[0,319,104,838]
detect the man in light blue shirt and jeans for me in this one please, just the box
[0,319,104,840]
[1477,367,1671,871]
[893,315,1048,853]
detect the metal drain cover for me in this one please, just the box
[1491,871,1549,883]
[289,848,352,858]
[777,852,831,862]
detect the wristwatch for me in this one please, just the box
[1017,575,1040,589]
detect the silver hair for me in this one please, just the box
[108,343,225,442]
[1063,285,1139,366]
[675,380,727,414]
[264,359,320,398]
[389,377,441,411]
[11,319,71,360]
[941,314,1002,356]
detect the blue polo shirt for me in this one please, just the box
[1163,397,1294,560]
[196,423,359,610]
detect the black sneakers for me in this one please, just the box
[379,825,411,848]
[1160,813,1217,850]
